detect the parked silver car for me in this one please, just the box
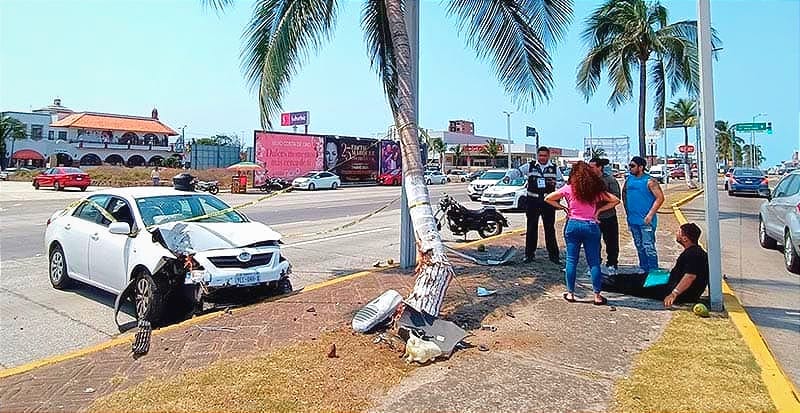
[759,170,800,273]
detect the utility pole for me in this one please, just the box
[581,122,593,156]
[752,113,767,168]
[698,0,722,311]
[399,0,419,270]
[503,111,513,168]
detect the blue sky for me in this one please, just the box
[1,0,798,166]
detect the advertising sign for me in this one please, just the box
[280,111,310,127]
[380,140,401,175]
[463,144,503,154]
[677,144,695,154]
[254,131,324,184]
[325,136,379,183]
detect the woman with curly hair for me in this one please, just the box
[545,161,620,305]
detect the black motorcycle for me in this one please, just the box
[258,177,292,192]
[434,194,508,239]
[192,179,219,195]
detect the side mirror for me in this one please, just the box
[109,222,131,235]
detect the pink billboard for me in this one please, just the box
[254,131,324,184]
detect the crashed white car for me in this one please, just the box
[479,177,527,210]
[44,187,292,324]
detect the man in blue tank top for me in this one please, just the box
[622,156,665,273]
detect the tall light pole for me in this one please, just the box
[581,122,593,156]
[503,111,513,168]
[698,0,722,311]
[399,0,419,270]
[752,113,767,168]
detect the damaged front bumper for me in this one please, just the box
[185,248,292,290]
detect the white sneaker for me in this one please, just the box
[352,289,403,333]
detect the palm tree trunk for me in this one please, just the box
[385,0,453,317]
[638,58,647,158]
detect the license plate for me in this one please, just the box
[76,177,82,180]
[234,273,259,285]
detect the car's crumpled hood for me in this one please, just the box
[154,221,282,255]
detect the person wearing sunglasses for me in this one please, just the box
[622,156,665,274]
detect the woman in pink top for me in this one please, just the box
[545,162,620,305]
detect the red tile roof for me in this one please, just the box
[51,112,178,135]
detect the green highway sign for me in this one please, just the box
[733,122,768,132]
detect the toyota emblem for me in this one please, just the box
[237,252,252,262]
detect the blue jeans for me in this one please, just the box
[629,223,659,272]
[564,219,602,294]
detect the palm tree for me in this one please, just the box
[0,115,27,169]
[577,0,720,157]
[665,98,697,165]
[451,144,464,167]
[430,137,447,170]
[714,120,743,167]
[482,139,502,167]
[588,146,606,159]
[742,144,765,168]
[207,0,573,316]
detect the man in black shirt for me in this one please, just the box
[602,223,709,307]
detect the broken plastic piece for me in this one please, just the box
[397,305,467,357]
[446,245,518,266]
[476,287,497,297]
[403,333,443,364]
[352,289,402,333]
[132,320,152,357]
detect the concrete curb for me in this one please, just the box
[673,191,800,412]
[0,224,526,379]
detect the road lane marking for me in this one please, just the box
[283,227,393,248]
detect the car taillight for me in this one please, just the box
[761,178,769,185]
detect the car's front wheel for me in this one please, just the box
[785,231,800,273]
[54,181,62,191]
[134,271,166,324]
[49,244,72,289]
[425,179,432,185]
[308,182,316,191]
[34,181,40,190]
[759,217,778,249]
[331,182,338,190]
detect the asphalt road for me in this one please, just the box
[0,180,526,368]
[682,187,800,387]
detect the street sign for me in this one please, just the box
[280,111,310,127]
[733,122,767,132]
[678,144,695,154]
[526,126,537,137]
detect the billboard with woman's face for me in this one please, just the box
[329,136,379,183]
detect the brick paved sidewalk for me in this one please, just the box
[1,199,687,413]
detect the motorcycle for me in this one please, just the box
[258,177,292,192]
[192,179,219,195]
[434,193,508,239]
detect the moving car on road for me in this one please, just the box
[377,168,401,186]
[424,170,447,185]
[467,169,508,201]
[292,171,340,190]
[725,167,770,197]
[759,170,800,273]
[44,187,292,323]
[649,165,669,184]
[33,167,91,191]
[446,170,469,182]
[480,177,527,210]
[467,170,484,182]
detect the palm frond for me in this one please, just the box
[241,0,338,128]
[576,42,613,101]
[658,34,698,96]
[605,43,636,109]
[201,0,235,13]
[650,57,665,128]
[447,0,573,108]
[362,0,399,114]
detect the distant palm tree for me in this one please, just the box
[714,120,743,167]
[577,0,720,157]
[482,139,502,167]
[742,144,765,168]
[451,144,464,167]
[430,137,447,169]
[666,98,697,165]
[0,115,27,169]
[588,146,606,159]
[205,0,573,316]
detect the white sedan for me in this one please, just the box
[424,171,448,185]
[480,177,527,210]
[292,171,341,190]
[45,187,292,324]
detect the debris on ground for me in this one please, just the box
[195,326,237,333]
[373,261,382,267]
[481,324,497,332]
[476,244,486,252]
[397,306,467,358]
[83,387,96,394]
[131,320,152,358]
[327,343,338,358]
[387,258,395,265]
[351,290,402,333]
[476,287,496,297]
[306,306,316,313]
[447,246,518,266]
[403,333,442,364]
[478,344,490,352]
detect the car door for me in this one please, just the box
[38,168,54,187]
[767,176,798,237]
[61,194,110,280]
[88,196,135,293]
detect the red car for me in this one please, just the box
[33,167,91,191]
[377,169,402,186]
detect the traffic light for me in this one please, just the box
[766,122,773,135]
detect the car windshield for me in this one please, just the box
[303,172,317,178]
[497,177,525,186]
[734,169,763,177]
[136,194,246,227]
[481,172,506,180]
[62,168,84,174]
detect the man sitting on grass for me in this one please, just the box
[602,222,709,307]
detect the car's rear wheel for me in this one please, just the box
[759,217,778,249]
[425,179,431,185]
[784,231,800,273]
[49,244,72,289]
[134,271,166,324]
[331,182,338,190]
[54,181,62,191]
[80,186,87,192]
[308,182,316,191]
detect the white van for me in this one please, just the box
[649,164,668,184]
